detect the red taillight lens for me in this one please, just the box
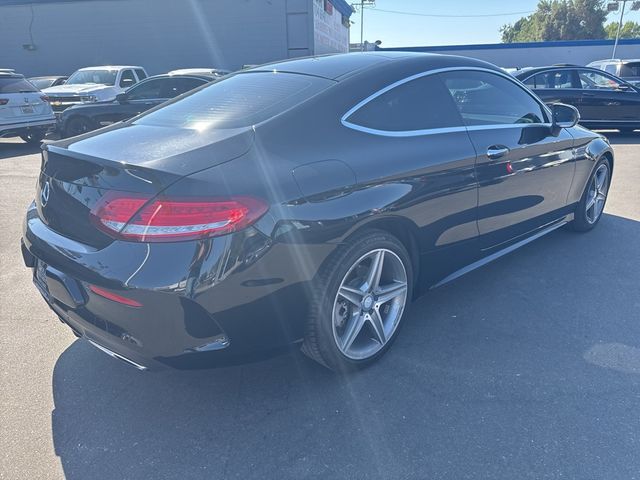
[91,194,268,242]
[40,95,50,103]
[0,99,8,105]
[89,285,143,307]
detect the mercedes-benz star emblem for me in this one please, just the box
[40,181,50,207]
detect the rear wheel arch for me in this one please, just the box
[344,216,421,289]
[62,115,95,137]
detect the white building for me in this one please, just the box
[0,0,353,76]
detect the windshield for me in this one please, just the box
[66,69,117,86]
[135,72,333,130]
[0,76,38,93]
[29,78,55,90]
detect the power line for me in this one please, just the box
[367,8,535,18]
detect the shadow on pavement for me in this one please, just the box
[51,214,640,479]
[596,131,640,145]
[0,140,42,160]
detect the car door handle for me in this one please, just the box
[487,145,510,160]
[582,92,596,97]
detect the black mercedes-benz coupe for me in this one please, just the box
[22,52,613,372]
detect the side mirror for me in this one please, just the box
[116,93,128,103]
[551,103,580,134]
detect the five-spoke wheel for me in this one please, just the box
[333,248,408,360]
[585,163,609,225]
[302,230,412,371]
[571,156,611,232]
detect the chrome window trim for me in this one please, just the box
[341,66,553,138]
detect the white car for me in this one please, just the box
[168,68,230,77]
[0,69,56,144]
[43,65,148,113]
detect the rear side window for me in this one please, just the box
[524,70,580,89]
[159,78,206,97]
[441,71,547,126]
[344,75,464,132]
[135,69,147,80]
[0,76,38,93]
[620,62,640,77]
[135,72,332,130]
[127,78,165,100]
[120,70,136,88]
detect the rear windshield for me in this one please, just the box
[620,63,640,77]
[29,78,54,90]
[134,72,333,130]
[0,76,38,93]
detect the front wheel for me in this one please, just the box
[302,230,413,372]
[62,116,95,138]
[570,156,611,232]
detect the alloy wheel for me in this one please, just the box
[332,248,408,360]
[585,163,609,224]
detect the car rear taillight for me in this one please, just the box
[89,285,143,307]
[90,193,268,242]
[0,99,8,105]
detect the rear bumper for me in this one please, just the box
[0,118,56,136]
[22,203,327,370]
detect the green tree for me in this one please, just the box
[501,0,607,43]
[605,21,640,39]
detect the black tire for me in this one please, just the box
[570,156,612,232]
[302,229,413,372]
[63,116,95,138]
[19,129,46,144]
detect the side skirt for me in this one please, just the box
[430,218,568,289]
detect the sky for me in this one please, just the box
[348,0,640,47]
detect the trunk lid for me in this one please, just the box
[36,123,254,248]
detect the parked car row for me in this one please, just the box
[1,65,230,143]
[511,59,640,134]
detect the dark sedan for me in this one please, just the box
[57,73,214,138]
[22,53,613,372]
[515,65,640,133]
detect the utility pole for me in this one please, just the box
[608,0,640,58]
[353,1,375,51]
[612,0,627,59]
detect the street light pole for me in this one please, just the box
[612,0,627,59]
[360,0,365,51]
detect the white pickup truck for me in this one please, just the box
[43,65,148,113]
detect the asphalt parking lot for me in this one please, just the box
[1,134,639,480]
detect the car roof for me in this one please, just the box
[142,73,215,81]
[167,68,230,76]
[28,76,67,80]
[248,52,501,81]
[76,66,144,71]
[590,58,640,64]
